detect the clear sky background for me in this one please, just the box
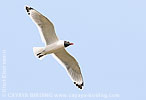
[0,0,146,100]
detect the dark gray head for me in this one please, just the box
[64,41,74,47]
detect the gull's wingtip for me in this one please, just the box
[24,5,29,9]
[24,5,34,15]
[74,82,84,90]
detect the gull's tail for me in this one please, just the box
[33,47,46,60]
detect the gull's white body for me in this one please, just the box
[33,40,64,56]
[25,6,84,89]
[45,40,64,54]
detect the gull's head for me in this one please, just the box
[64,41,74,47]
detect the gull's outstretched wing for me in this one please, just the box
[52,49,84,89]
[25,6,59,45]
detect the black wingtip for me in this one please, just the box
[25,6,33,15]
[74,82,84,89]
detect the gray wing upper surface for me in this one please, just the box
[52,49,84,89]
[25,6,59,45]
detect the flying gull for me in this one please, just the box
[25,6,84,89]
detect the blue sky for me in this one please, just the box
[0,0,146,100]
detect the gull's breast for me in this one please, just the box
[44,40,64,54]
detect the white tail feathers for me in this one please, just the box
[33,47,46,60]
